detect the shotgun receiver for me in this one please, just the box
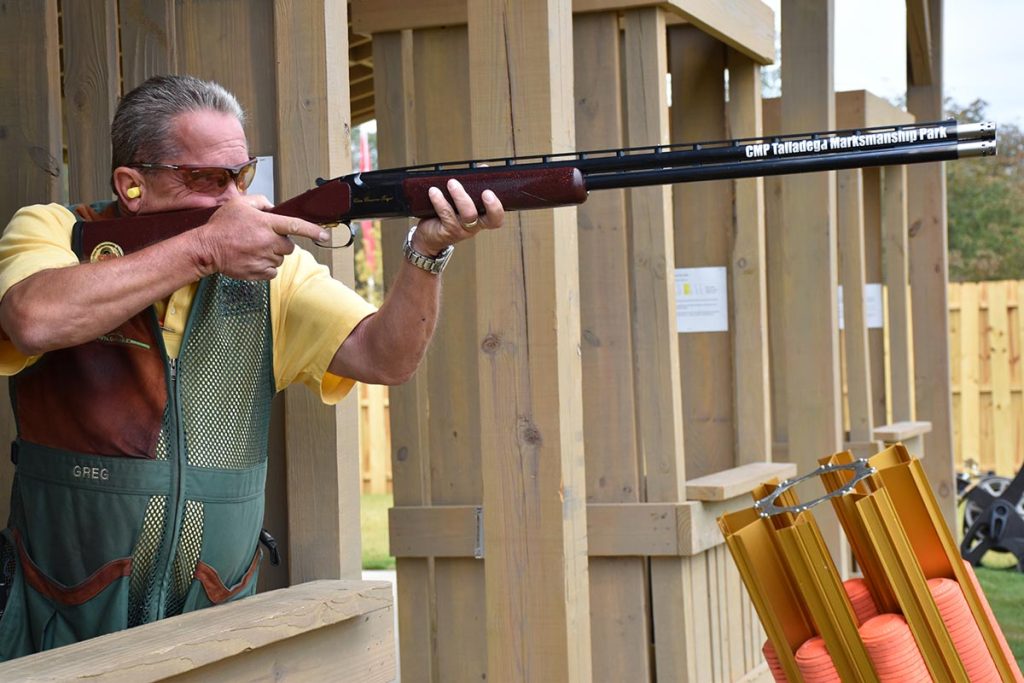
[74,119,996,261]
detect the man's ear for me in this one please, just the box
[112,167,145,212]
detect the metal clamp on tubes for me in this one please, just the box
[753,459,877,518]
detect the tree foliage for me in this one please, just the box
[946,99,1024,281]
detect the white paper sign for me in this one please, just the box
[675,267,729,333]
[864,283,884,329]
[837,283,884,330]
[249,155,275,204]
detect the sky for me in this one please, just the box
[762,0,1024,127]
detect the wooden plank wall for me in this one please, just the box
[949,280,1024,477]
[574,12,651,681]
[370,5,774,680]
[0,0,360,594]
[0,0,63,537]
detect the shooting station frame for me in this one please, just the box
[0,0,958,680]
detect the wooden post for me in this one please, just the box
[0,0,63,531]
[371,27,442,680]
[574,12,650,681]
[907,0,957,528]
[61,0,119,204]
[118,0,177,90]
[274,0,362,582]
[779,0,845,566]
[882,165,915,422]
[624,8,694,680]
[726,49,772,468]
[837,168,876,452]
[669,25,735,479]
[862,168,889,426]
[467,1,592,679]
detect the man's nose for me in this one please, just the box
[219,179,243,201]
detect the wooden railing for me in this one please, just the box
[0,580,395,682]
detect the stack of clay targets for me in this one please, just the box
[718,444,1023,682]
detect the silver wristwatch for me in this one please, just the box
[403,225,454,275]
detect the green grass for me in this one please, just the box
[975,565,1024,669]
[361,493,395,570]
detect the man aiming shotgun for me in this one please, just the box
[0,73,996,658]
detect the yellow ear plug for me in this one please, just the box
[126,186,141,199]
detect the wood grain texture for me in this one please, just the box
[907,0,957,529]
[838,168,875,443]
[274,0,362,583]
[574,12,651,681]
[467,1,591,680]
[118,0,177,90]
[0,0,62,544]
[727,49,772,468]
[353,0,775,63]
[882,165,915,422]
[0,581,395,682]
[779,0,846,569]
[685,462,797,501]
[62,0,119,204]
[669,25,735,480]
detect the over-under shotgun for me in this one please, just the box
[75,119,996,261]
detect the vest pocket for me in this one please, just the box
[182,546,262,612]
[11,531,132,653]
[0,531,32,661]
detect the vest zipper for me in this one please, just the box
[153,281,206,617]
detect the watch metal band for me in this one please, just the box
[403,225,454,275]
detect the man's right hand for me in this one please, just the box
[189,197,331,280]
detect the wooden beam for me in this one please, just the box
[349,39,373,65]
[62,0,120,204]
[906,0,934,87]
[0,581,395,682]
[350,62,373,84]
[275,0,361,583]
[836,89,915,128]
[907,0,957,530]
[118,0,177,91]
[574,11,651,682]
[779,0,846,569]
[882,165,914,421]
[390,499,763,558]
[685,462,796,501]
[623,9,697,679]
[0,0,63,546]
[837,168,875,443]
[373,27,452,682]
[726,49,773,467]
[469,0,591,679]
[669,25,734,479]
[352,0,775,64]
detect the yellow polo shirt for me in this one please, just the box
[0,203,376,404]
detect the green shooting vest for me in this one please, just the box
[0,202,275,659]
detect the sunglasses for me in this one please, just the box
[129,157,258,195]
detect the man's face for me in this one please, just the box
[136,109,251,214]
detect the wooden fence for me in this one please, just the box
[360,279,1024,489]
[950,279,1024,476]
[359,382,392,494]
